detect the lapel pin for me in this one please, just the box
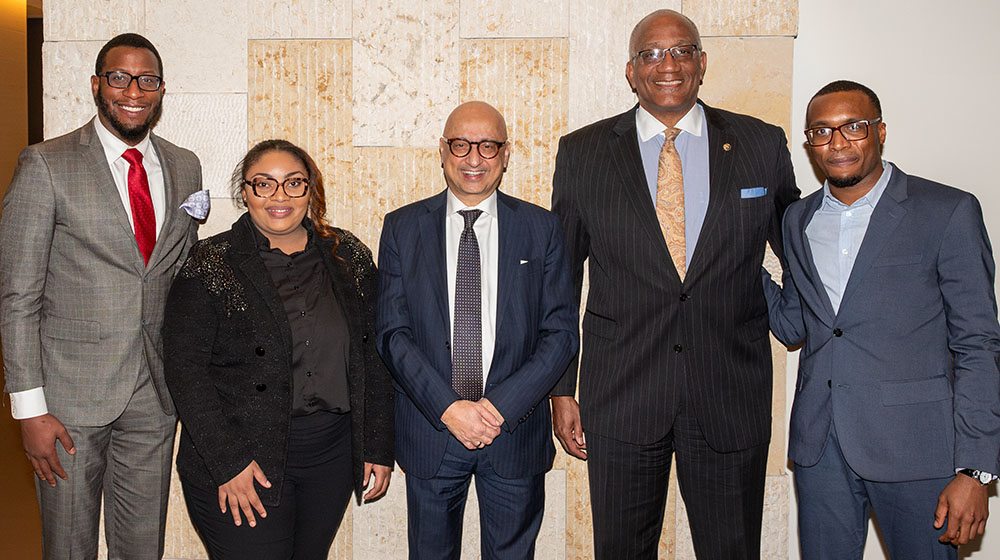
[723,143,732,151]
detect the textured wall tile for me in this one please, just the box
[145,1,247,93]
[44,0,142,41]
[248,0,352,39]
[698,37,795,138]
[248,39,352,230]
[567,1,679,131]
[43,41,102,139]
[565,453,593,559]
[155,93,248,198]
[352,468,409,559]
[460,0,567,38]
[685,0,798,37]
[201,197,246,238]
[460,39,568,209]
[163,428,208,559]
[537,470,568,559]
[353,2,460,147]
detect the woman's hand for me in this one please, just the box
[218,460,271,527]
[362,462,392,502]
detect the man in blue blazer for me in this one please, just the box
[764,80,1000,559]
[376,101,578,559]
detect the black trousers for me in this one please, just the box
[183,411,354,560]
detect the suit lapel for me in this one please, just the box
[688,103,734,279]
[796,194,837,326]
[418,192,450,330]
[81,121,137,245]
[145,134,187,270]
[494,192,522,335]
[232,217,294,351]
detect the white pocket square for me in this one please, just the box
[520,259,529,264]
[180,189,211,219]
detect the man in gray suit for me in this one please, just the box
[0,33,202,559]
[764,80,1000,559]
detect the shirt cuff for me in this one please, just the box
[10,387,48,419]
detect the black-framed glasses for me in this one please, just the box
[443,138,507,159]
[244,177,310,198]
[631,45,700,66]
[97,71,163,92]
[804,117,882,147]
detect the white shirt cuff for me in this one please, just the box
[9,387,48,419]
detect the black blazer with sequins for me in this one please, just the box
[163,212,393,506]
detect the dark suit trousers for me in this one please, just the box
[587,401,768,560]
[405,436,546,560]
[796,426,956,560]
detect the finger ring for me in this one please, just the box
[475,441,482,447]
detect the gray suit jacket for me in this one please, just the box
[764,164,1000,481]
[0,119,202,426]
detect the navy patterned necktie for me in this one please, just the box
[453,209,484,401]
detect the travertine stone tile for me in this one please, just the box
[567,1,679,131]
[661,464,678,558]
[43,41,102,139]
[248,39,352,228]
[44,0,142,41]
[698,37,795,139]
[459,0,567,38]
[350,147,442,260]
[163,426,208,559]
[328,504,352,559]
[352,467,409,559]
[146,1,247,93]
[685,0,798,37]
[460,39,568,209]
[353,2,460,147]
[248,0,352,39]
[155,93,248,199]
[537,469,568,559]
[565,452,593,559]
[202,197,246,238]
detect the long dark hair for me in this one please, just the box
[230,139,340,254]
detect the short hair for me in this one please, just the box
[810,80,882,117]
[95,33,164,77]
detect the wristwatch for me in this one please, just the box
[958,468,995,486]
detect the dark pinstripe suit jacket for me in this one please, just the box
[551,102,800,452]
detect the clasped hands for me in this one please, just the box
[441,398,504,450]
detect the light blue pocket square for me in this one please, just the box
[180,190,211,219]
[741,186,767,199]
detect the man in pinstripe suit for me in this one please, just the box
[0,34,201,559]
[550,10,799,559]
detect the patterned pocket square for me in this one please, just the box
[180,190,211,219]
[741,186,767,199]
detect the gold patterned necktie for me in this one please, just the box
[655,127,686,281]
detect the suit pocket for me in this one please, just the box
[582,310,618,341]
[873,253,922,267]
[881,374,951,406]
[41,315,101,343]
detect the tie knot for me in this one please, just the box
[459,209,483,231]
[663,127,681,143]
[122,148,143,166]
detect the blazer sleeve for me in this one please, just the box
[762,214,806,347]
[937,194,1000,474]
[0,146,57,392]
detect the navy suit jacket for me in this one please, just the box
[765,164,1000,481]
[376,189,579,479]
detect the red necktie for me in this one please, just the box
[122,148,156,264]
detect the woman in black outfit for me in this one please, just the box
[163,139,393,559]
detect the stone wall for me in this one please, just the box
[40,1,798,558]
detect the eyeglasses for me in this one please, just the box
[98,71,163,92]
[443,138,507,159]
[244,177,310,198]
[804,117,882,147]
[631,45,700,66]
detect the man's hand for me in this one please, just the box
[551,396,586,460]
[935,474,989,545]
[362,462,392,502]
[218,460,271,527]
[478,398,505,426]
[20,413,75,487]
[441,400,501,449]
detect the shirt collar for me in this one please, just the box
[93,117,153,163]
[635,103,704,143]
[821,160,892,210]
[446,188,498,218]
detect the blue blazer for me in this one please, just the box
[765,164,1000,481]
[376,189,579,479]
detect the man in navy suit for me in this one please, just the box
[764,80,1000,559]
[376,101,578,559]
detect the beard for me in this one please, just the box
[828,175,862,188]
[95,92,163,144]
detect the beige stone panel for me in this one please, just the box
[352,467,409,559]
[44,0,142,41]
[698,37,795,139]
[567,1,679,131]
[201,197,245,238]
[460,39,568,209]
[459,0,567,38]
[564,453,593,559]
[537,469,568,559]
[353,2,460,147]
[684,0,798,37]
[328,505,352,559]
[43,41,102,139]
[155,93,248,198]
[248,39,352,227]
[163,428,209,560]
[248,0,352,39]
[145,1,247,93]
[349,147,442,259]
